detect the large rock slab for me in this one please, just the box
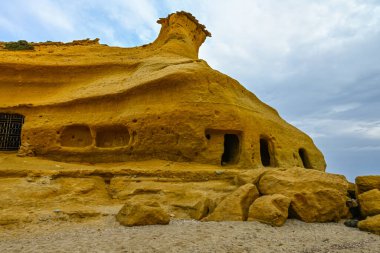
[248,194,291,226]
[258,168,349,222]
[116,201,170,227]
[356,176,380,195]
[358,214,380,235]
[290,189,347,222]
[0,177,110,209]
[358,189,380,217]
[109,177,232,220]
[204,184,259,221]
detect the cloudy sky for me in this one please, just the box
[1,0,379,181]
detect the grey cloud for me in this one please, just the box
[0,0,379,179]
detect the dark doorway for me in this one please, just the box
[299,148,312,168]
[221,134,240,165]
[260,138,271,167]
[0,113,24,151]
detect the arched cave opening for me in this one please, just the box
[299,148,312,169]
[221,134,240,165]
[260,138,271,167]
[0,113,24,151]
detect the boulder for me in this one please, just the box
[358,214,380,235]
[356,176,380,195]
[358,189,380,217]
[116,201,170,227]
[248,194,291,226]
[204,184,259,221]
[289,189,347,222]
[258,168,349,222]
[344,219,359,228]
[234,169,267,186]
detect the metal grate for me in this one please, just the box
[0,113,24,151]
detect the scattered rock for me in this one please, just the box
[355,176,380,195]
[358,214,380,235]
[358,189,380,217]
[344,219,359,228]
[116,201,170,227]
[289,189,347,222]
[171,196,214,220]
[204,184,259,221]
[258,168,349,222]
[248,194,291,226]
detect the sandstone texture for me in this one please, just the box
[0,12,325,171]
[0,11,375,231]
[358,189,380,218]
[116,201,170,227]
[356,176,380,195]
[248,194,291,226]
[358,214,380,235]
[258,168,349,222]
[204,184,259,221]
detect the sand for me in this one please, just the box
[1,217,379,253]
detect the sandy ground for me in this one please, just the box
[0,217,379,253]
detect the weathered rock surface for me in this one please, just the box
[356,176,380,195]
[358,214,380,235]
[204,184,259,221]
[358,189,380,217]
[0,11,326,171]
[258,168,349,222]
[0,11,372,228]
[248,194,291,226]
[234,169,267,186]
[0,211,31,226]
[116,201,170,227]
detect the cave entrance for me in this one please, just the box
[221,134,240,165]
[299,148,312,168]
[260,138,271,167]
[0,113,24,151]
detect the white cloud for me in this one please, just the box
[345,145,380,151]
[327,103,361,114]
[291,118,380,140]
[25,0,74,32]
[0,0,379,179]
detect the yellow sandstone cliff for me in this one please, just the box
[0,11,325,170]
[0,12,357,229]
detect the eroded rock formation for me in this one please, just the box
[0,11,325,170]
[0,11,378,233]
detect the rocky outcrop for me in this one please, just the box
[358,189,380,218]
[258,168,349,222]
[204,184,259,221]
[358,214,380,235]
[116,201,170,227]
[0,11,326,170]
[0,11,371,230]
[248,194,291,226]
